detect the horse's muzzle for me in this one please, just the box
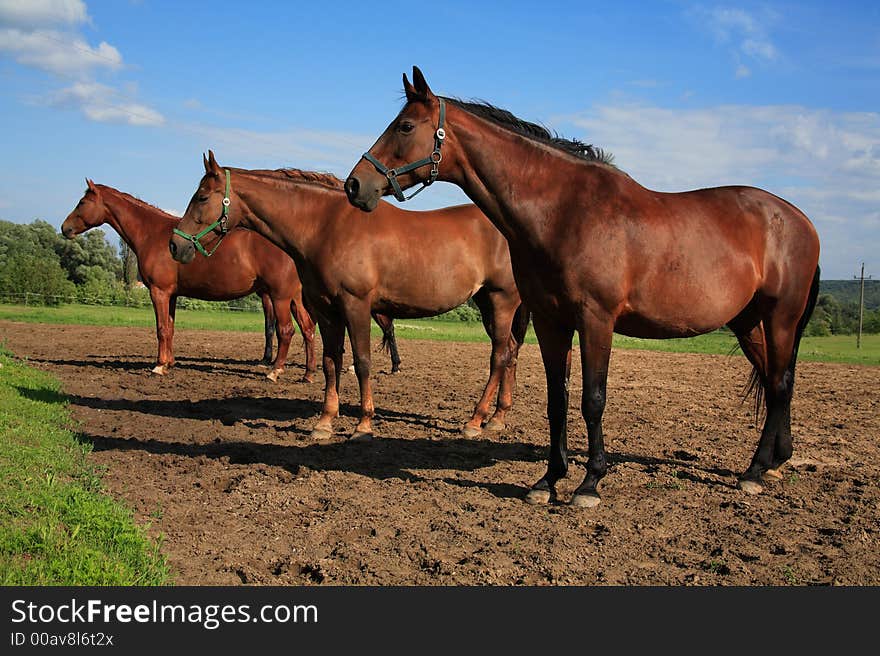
[344,175,379,212]
[168,235,195,264]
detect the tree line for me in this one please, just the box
[0,218,875,332]
[0,219,260,311]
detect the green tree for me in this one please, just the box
[55,229,122,284]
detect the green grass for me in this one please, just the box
[0,346,170,585]
[1,303,878,365]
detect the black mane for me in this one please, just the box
[441,97,615,166]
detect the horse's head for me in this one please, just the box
[169,150,245,263]
[62,179,107,238]
[345,66,450,212]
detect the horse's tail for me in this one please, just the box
[511,302,531,346]
[791,264,821,366]
[741,264,820,423]
[380,322,395,355]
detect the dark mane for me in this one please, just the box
[441,97,615,167]
[231,167,344,190]
[96,184,175,217]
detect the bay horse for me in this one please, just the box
[61,180,333,379]
[345,67,821,507]
[169,152,529,441]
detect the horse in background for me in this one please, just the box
[169,154,529,441]
[62,180,326,379]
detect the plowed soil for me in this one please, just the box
[2,320,878,585]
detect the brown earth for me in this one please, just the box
[2,319,878,585]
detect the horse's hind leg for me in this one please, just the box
[738,308,801,494]
[266,297,295,382]
[260,292,276,365]
[462,289,517,438]
[486,302,529,433]
[291,298,317,383]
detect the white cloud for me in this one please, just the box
[48,81,164,126]
[563,102,880,277]
[0,1,164,130]
[0,0,89,27]
[694,5,779,75]
[0,27,120,75]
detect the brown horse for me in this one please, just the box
[60,180,326,379]
[169,153,529,441]
[345,67,821,507]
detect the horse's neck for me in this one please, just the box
[100,191,163,256]
[239,178,340,259]
[450,108,600,248]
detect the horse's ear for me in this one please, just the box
[403,72,419,102]
[411,66,434,99]
[203,152,210,173]
[86,178,99,195]
[206,149,222,177]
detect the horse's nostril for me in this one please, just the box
[344,176,360,200]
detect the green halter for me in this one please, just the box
[172,169,232,257]
[361,98,446,202]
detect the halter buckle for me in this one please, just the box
[436,128,446,141]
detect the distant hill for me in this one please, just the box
[821,279,880,310]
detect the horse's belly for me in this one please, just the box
[618,288,753,338]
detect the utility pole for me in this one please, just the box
[854,262,872,349]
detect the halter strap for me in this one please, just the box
[172,169,232,257]
[361,98,446,202]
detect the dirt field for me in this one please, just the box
[2,319,878,585]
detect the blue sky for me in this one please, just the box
[1,0,878,278]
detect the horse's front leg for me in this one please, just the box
[526,313,574,504]
[343,299,376,441]
[149,287,174,375]
[310,317,344,440]
[570,315,614,508]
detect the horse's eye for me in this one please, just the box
[399,121,415,134]
[197,195,209,203]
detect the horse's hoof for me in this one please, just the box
[461,425,482,438]
[570,493,601,509]
[310,427,333,441]
[483,418,506,433]
[350,431,373,442]
[299,376,314,384]
[525,488,551,505]
[763,467,783,481]
[151,365,168,376]
[266,369,283,382]
[738,479,763,495]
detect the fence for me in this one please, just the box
[0,291,263,312]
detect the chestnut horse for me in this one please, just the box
[169,153,529,441]
[61,181,331,379]
[345,67,821,507]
